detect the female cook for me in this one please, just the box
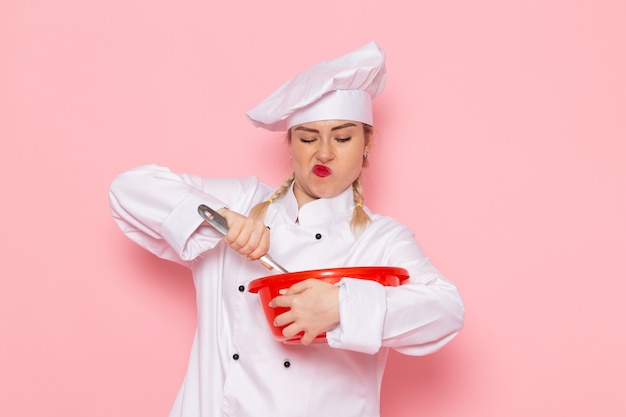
[109,42,464,417]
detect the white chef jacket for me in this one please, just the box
[109,164,464,417]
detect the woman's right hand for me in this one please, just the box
[215,208,270,261]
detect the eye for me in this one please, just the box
[335,137,352,143]
[299,137,317,144]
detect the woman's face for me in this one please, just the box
[289,119,369,207]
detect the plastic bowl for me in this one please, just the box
[248,266,409,343]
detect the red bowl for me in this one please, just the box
[248,266,410,343]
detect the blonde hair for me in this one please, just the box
[249,173,295,221]
[249,124,374,235]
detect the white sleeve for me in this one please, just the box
[326,278,386,354]
[327,221,465,356]
[108,164,271,265]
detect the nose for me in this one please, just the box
[316,140,334,162]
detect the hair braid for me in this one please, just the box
[249,173,295,222]
[350,175,371,234]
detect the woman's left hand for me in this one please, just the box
[270,279,340,345]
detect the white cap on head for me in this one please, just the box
[246,41,386,132]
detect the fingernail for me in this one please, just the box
[278,289,287,295]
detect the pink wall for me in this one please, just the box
[2,0,625,415]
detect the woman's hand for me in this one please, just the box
[215,208,270,261]
[270,279,340,345]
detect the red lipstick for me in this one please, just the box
[312,165,332,178]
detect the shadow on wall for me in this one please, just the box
[111,236,197,311]
[381,342,469,415]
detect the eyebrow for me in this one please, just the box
[293,122,358,133]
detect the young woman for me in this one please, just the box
[110,41,464,417]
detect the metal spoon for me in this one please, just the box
[197,204,288,274]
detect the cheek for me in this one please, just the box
[290,153,307,172]
[290,156,312,185]
[346,150,366,172]
[290,145,311,163]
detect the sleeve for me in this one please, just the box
[326,221,465,355]
[108,164,271,265]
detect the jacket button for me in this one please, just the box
[238,285,245,292]
[233,353,240,360]
[283,360,291,368]
[315,233,322,240]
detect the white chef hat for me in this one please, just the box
[246,41,386,132]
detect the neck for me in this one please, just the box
[293,183,318,208]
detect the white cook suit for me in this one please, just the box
[109,164,465,417]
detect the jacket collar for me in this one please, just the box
[280,184,354,226]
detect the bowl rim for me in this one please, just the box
[248,266,410,293]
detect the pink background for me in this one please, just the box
[1,0,625,415]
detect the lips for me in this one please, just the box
[312,165,332,178]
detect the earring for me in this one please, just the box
[363,152,369,159]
